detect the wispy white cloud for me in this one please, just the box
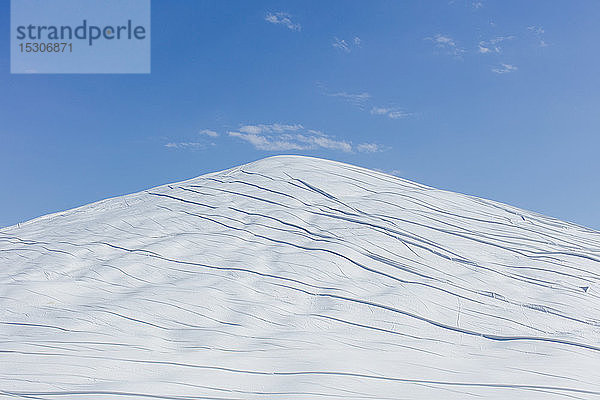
[448,0,486,10]
[199,129,219,138]
[165,123,385,154]
[165,142,210,150]
[528,26,544,35]
[228,131,306,151]
[332,37,350,53]
[492,63,517,74]
[165,129,218,149]
[356,143,383,153]
[265,12,301,31]
[229,130,351,152]
[426,34,465,57]
[370,106,412,119]
[433,34,459,49]
[228,123,383,153]
[478,36,515,54]
[320,84,412,120]
[327,91,371,101]
[528,25,548,47]
[325,91,371,109]
[478,44,491,54]
[332,36,362,53]
[239,123,303,134]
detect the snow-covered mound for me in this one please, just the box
[1,155,600,399]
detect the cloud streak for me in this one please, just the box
[332,36,362,53]
[492,63,517,74]
[528,25,548,47]
[478,36,515,54]
[166,124,386,154]
[327,92,371,101]
[239,123,303,134]
[370,106,412,119]
[265,12,301,31]
[356,143,383,153]
[325,91,371,108]
[332,37,350,53]
[427,34,465,57]
[228,123,382,153]
[321,85,412,120]
[199,129,219,137]
[165,142,208,150]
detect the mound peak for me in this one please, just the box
[1,157,599,399]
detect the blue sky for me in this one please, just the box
[1,0,599,229]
